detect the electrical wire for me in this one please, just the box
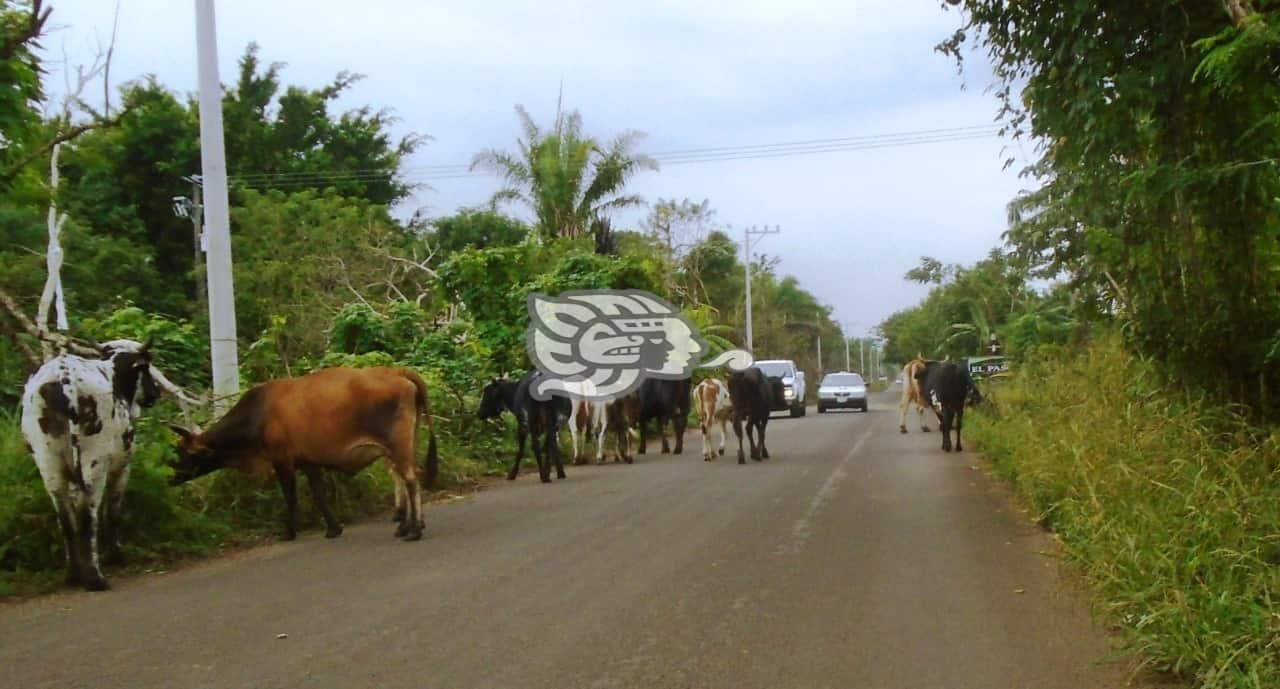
[227,123,1004,189]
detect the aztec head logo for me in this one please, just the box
[526,290,753,401]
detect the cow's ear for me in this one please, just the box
[166,423,194,442]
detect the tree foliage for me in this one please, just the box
[940,0,1280,414]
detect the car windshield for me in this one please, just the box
[756,362,792,378]
[822,374,864,386]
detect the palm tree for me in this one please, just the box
[471,104,657,241]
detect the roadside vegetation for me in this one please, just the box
[0,2,847,596]
[873,3,1280,687]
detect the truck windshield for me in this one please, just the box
[823,374,863,386]
[756,362,792,378]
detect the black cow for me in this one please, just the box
[634,377,692,455]
[478,372,572,483]
[915,361,977,452]
[727,367,771,463]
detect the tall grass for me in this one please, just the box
[969,336,1280,688]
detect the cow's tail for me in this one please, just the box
[398,368,439,490]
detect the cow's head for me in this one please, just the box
[102,339,162,409]
[166,424,222,485]
[477,378,510,420]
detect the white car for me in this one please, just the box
[755,359,806,417]
[817,372,868,413]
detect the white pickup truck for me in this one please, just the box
[755,359,807,417]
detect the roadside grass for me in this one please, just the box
[968,337,1280,689]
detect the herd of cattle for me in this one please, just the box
[19,339,979,592]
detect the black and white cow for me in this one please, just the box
[20,340,163,591]
[634,377,693,455]
[915,360,978,453]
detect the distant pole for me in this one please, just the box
[815,311,822,376]
[859,337,865,376]
[195,0,239,411]
[742,224,779,352]
[844,334,850,371]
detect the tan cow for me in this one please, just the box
[693,378,733,461]
[899,358,934,434]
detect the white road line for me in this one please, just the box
[777,426,875,555]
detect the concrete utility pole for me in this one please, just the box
[195,0,239,411]
[859,337,865,376]
[742,224,779,352]
[815,311,822,377]
[844,335,850,371]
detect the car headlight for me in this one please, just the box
[783,386,795,399]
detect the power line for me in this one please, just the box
[226,123,1004,189]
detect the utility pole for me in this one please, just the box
[844,334,850,371]
[742,224,779,353]
[195,0,239,411]
[859,337,865,376]
[815,311,822,377]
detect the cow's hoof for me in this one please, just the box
[922,427,932,433]
[703,456,713,462]
[394,522,409,538]
[762,450,770,459]
[393,509,406,523]
[540,476,552,484]
[84,576,109,592]
[718,448,725,456]
[738,456,746,465]
[400,528,423,542]
[899,427,907,434]
[624,457,633,464]
[325,525,344,539]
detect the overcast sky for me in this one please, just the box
[39,0,1034,339]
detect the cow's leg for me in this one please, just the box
[672,409,686,455]
[638,419,648,455]
[659,416,672,454]
[392,470,407,522]
[275,465,299,541]
[919,403,931,432]
[899,393,910,433]
[79,464,112,591]
[507,422,528,481]
[718,417,728,456]
[747,417,761,461]
[101,461,130,566]
[700,411,712,461]
[732,415,747,464]
[51,493,81,587]
[569,407,585,466]
[954,408,964,453]
[940,409,954,452]
[531,425,551,483]
[596,408,609,464]
[758,418,770,459]
[301,464,343,538]
[550,417,567,480]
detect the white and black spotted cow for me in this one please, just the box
[20,340,164,591]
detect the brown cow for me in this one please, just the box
[899,357,935,434]
[693,378,731,461]
[168,366,439,541]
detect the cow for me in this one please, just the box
[693,378,732,461]
[726,367,771,463]
[21,339,165,591]
[634,377,692,456]
[568,389,611,463]
[478,371,571,483]
[167,366,439,542]
[915,360,977,453]
[898,357,937,434]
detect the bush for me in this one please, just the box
[969,335,1280,688]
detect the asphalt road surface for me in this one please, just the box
[0,391,1165,689]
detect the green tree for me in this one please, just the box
[940,0,1280,413]
[471,105,656,242]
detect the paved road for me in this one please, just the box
[1,392,1160,689]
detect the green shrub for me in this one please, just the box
[969,335,1280,688]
